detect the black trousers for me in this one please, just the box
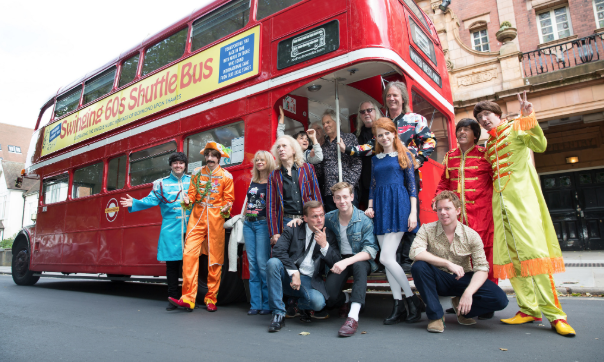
[166,260,183,299]
[324,259,371,309]
[323,188,360,213]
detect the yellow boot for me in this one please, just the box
[501,311,542,325]
[551,319,576,337]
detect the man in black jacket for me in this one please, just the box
[266,200,341,332]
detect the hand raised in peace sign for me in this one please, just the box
[517,90,534,117]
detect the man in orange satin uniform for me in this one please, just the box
[435,119,496,286]
[169,142,235,312]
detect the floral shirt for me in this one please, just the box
[317,132,362,196]
[409,221,489,274]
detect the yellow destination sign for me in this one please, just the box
[42,26,261,156]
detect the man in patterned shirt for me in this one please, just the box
[410,191,508,333]
[317,109,362,213]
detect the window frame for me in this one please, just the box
[128,141,178,188]
[82,66,117,106]
[471,28,490,52]
[536,6,573,44]
[141,27,190,77]
[54,86,83,119]
[117,52,142,89]
[71,161,105,199]
[42,172,70,205]
[594,0,604,29]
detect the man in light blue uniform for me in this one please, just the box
[120,152,191,310]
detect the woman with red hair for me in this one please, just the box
[365,118,424,324]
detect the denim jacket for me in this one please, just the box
[324,206,379,272]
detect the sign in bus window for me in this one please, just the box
[83,67,116,105]
[277,20,339,70]
[119,54,140,88]
[129,142,177,187]
[107,155,127,191]
[54,87,81,118]
[412,89,449,164]
[409,19,436,65]
[257,0,303,20]
[43,173,69,204]
[184,121,245,173]
[72,162,104,198]
[142,28,188,76]
[191,0,250,52]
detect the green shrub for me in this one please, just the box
[500,21,512,29]
[0,234,17,249]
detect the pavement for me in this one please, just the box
[0,275,602,362]
[2,251,604,294]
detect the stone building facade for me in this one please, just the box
[418,0,604,250]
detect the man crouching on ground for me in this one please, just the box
[266,201,341,332]
[410,191,508,333]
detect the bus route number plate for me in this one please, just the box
[277,20,340,70]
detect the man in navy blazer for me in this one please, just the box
[266,201,341,332]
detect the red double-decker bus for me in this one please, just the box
[12,0,454,294]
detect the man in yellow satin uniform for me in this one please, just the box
[169,142,235,312]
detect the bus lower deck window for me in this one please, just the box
[129,142,177,186]
[184,121,245,171]
[107,155,127,191]
[43,174,69,204]
[72,162,104,198]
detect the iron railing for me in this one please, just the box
[520,34,604,77]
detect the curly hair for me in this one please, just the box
[372,117,416,170]
[434,190,461,209]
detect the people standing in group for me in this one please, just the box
[365,118,423,325]
[241,151,277,316]
[169,142,235,312]
[120,152,191,311]
[475,93,576,337]
[267,135,322,246]
[266,201,341,332]
[410,191,508,333]
[277,106,323,164]
[317,109,362,213]
[435,119,497,291]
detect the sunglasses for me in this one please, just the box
[359,108,374,114]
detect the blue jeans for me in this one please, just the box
[266,258,326,316]
[243,220,271,310]
[411,261,509,320]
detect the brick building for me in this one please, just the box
[0,123,34,164]
[418,0,604,251]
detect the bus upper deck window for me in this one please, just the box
[72,162,104,198]
[184,121,245,172]
[141,28,188,76]
[54,87,81,118]
[119,54,140,88]
[129,142,177,187]
[107,155,127,191]
[401,0,429,31]
[256,0,303,20]
[83,67,116,105]
[43,174,69,204]
[191,0,250,52]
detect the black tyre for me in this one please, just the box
[107,274,131,283]
[12,242,40,286]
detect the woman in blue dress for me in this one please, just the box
[365,118,422,324]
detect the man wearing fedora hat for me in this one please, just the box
[169,142,235,312]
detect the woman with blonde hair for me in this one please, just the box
[365,118,424,325]
[241,150,277,315]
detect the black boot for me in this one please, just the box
[405,294,424,323]
[383,299,408,325]
[268,314,285,332]
[166,302,177,311]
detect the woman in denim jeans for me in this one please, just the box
[241,150,277,315]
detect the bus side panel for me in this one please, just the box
[122,225,162,265]
[349,0,395,50]
[248,93,270,114]
[98,228,123,266]
[32,234,63,266]
[418,159,445,224]
[70,147,105,169]
[180,101,248,134]
[62,231,98,267]
[129,122,180,151]
[122,188,162,227]
[32,202,67,266]
[270,0,347,40]
[64,198,102,232]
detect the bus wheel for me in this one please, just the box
[12,243,40,286]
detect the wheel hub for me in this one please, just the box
[14,250,29,277]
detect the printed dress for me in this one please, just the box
[370,152,417,235]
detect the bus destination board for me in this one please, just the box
[409,47,442,88]
[277,20,339,70]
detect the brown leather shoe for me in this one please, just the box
[339,302,350,318]
[338,317,358,337]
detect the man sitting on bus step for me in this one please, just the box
[410,191,508,333]
[120,152,192,311]
[169,142,235,312]
[287,182,378,337]
[267,201,341,332]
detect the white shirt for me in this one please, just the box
[339,223,353,255]
[288,224,329,277]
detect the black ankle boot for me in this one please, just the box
[405,294,424,323]
[383,299,408,325]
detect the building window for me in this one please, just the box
[472,29,490,52]
[7,145,21,153]
[537,7,572,43]
[595,0,604,28]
